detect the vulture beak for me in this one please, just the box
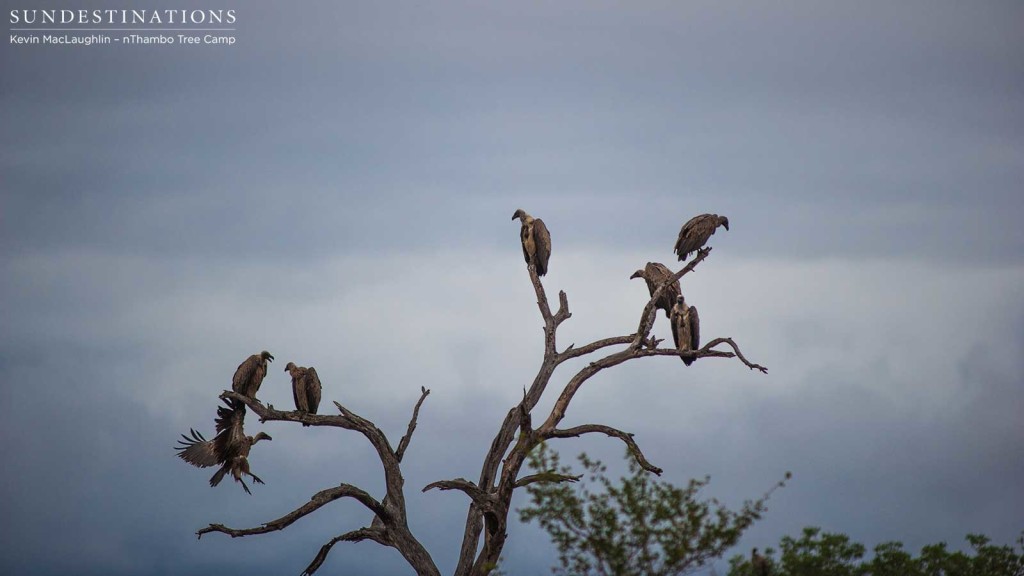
[722,219,730,231]
[629,270,643,280]
[267,354,274,362]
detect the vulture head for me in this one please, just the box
[719,215,730,231]
[512,208,528,222]
[629,269,646,280]
[260,350,275,363]
[284,361,297,372]
[251,432,273,444]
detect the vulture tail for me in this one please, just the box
[210,466,228,488]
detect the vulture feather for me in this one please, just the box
[512,208,552,276]
[175,398,272,495]
[670,295,700,366]
[285,362,323,426]
[674,213,729,261]
[232,350,273,398]
[630,262,680,319]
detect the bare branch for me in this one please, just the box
[396,387,431,462]
[196,484,386,540]
[422,478,494,511]
[559,335,634,361]
[544,424,663,475]
[300,528,389,576]
[701,338,768,373]
[514,472,582,489]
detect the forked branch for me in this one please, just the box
[203,389,439,576]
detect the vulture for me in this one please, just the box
[285,362,322,425]
[674,213,729,261]
[176,398,272,495]
[512,208,552,276]
[752,548,770,576]
[630,262,680,319]
[232,350,273,398]
[670,294,700,366]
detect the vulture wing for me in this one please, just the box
[532,218,551,276]
[213,399,247,463]
[305,367,322,415]
[674,213,715,260]
[292,369,309,412]
[232,354,258,395]
[670,305,682,349]
[175,429,219,468]
[688,305,700,352]
[647,262,680,316]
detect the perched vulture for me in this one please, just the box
[670,295,700,366]
[630,262,680,319]
[674,213,729,261]
[176,398,272,495]
[752,548,770,576]
[512,208,552,276]
[232,350,274,398]
[285,362,322,426]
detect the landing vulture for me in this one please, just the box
[630,262,680,319]
[285,362,322,425]
[176,398,272,495]
[512,208,551,276]
[232,350,273,398]
[674,213,729,261]
[752,548,770,576]
[670,295,700,366]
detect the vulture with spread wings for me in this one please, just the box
[285,362,322,425]
[176,398,272,495]
[512,208,552,276]
[630,261,681,319]
[670,294,700,366]
[674,213,729,261]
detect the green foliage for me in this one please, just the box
[727,527,1024,576]
[518,442,788,576]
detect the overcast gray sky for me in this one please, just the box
[1,1,1022,574]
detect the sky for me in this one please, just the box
[1,1,1022,574]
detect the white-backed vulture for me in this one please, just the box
[670,295,700,366]
[752,548,770,576]
[232,350,273,398]
[674,213,729,261]
[512,208,552,276]
[285,362,322,426]
[630,262,680,319]
[176,398,272,495]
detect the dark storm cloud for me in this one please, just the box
[3,0,1022,262]
[3,1,1024,574]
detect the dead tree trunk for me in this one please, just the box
[187,247,765,575]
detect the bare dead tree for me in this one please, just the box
[188,246,765,575]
